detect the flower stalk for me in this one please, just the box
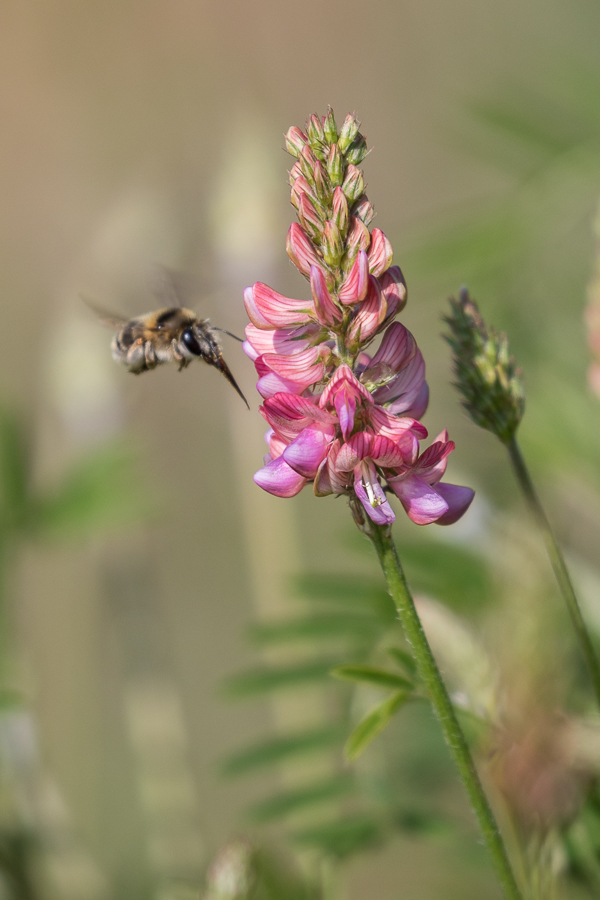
[445,289,600,708]
[367,521,524,900]
[506,437,600,706]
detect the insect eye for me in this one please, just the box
[181,329,201,355]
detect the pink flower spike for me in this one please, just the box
[254,456,307,498]
[282,424,334,478]
[286,222,325,279]
[380,266,407,318]
[347,276,387,345]
[434,483,475,525]
[338,251,369,305]
[388,474,449,526]
[367,228,394,276]
[354,461,395,525]
[310,266,341,326]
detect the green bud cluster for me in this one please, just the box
[443,288,525,444]
[285,108,374,282]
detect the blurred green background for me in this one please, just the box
[1,1,600,898]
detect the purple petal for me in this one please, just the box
[434,483,475,525]
[254,457,307,498]
[282,425,333,478]
[257,371,306,399]
[334,387,356,441]
[388,474,449,525]
[354,474,395,525]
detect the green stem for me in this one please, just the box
[506,436,600,707]
[367,523,523,900]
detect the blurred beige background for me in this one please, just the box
[0,1,598,898]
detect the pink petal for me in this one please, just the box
[416,439,455,481]
[370,435,405,468]
[282,425,334,478]
[262,345,325,386]
[364,323,415,379]
[261,393,336,439]
[369,405,426,441]
[403,381,429,420]
[334,385,356,441]
[266,429,288,460]
[257,371,307,399]
[338,250,369,305]
[379,266,407,318]
[251,282,314,328]
[311,266,341,326]
[373,350,426,414]
[291,174,316,209]
[335,441,362,472]
[244,323,317,357]
[354,463,395,525]
[434,483,475,525]
[287,223,326,279]
[244,286,272,329]
[318,363,372,408]
[254,457,307,498]
[313,456,333,496]
[367,228,394,277]
[347,276,387,344]
[388,475,449,526]
[243,340,259,362]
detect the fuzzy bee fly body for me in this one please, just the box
[87,300,249,408]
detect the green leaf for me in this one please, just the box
[291,815,382,859]
[223,660,337,698]
[36,444,148,538]
[221,726,344,776]
[247,776,353,823]
[294,573,397,622]
[345,691,413,761]
[387,647,418,678]
[248,613,383,645]
[331,665,413,691]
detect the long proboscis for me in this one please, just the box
[215,355,250,409]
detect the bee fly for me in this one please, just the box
[85,295,249,409]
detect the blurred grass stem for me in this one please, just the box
[506,437,600,706]
[368,523,523,900]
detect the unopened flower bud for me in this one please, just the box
[332,187,349,238]
[344,216,370,263]
[312,160,332,205]
[299,144,318,184]
[352,195,375,227]
[345,135,369,165]
[322,107,338,144]
[307,114,325,145]
[342,164,364,203]
[444,288,525,444]
[322,220,344,267]
[285,126,308,158]
[338,113,360,153]
[326,144,344,187]
[298,194,324,241]
[288,160,303,186]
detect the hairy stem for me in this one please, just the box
[506,437,600,707]
[367,523,523,900]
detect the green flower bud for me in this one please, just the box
[322,107,338,144]
[338,113,360,153]
[341,164,364,203]
[345,135,369,165]
[443,288,525,444]
[326,144,344,187]
[321,220,344,267]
